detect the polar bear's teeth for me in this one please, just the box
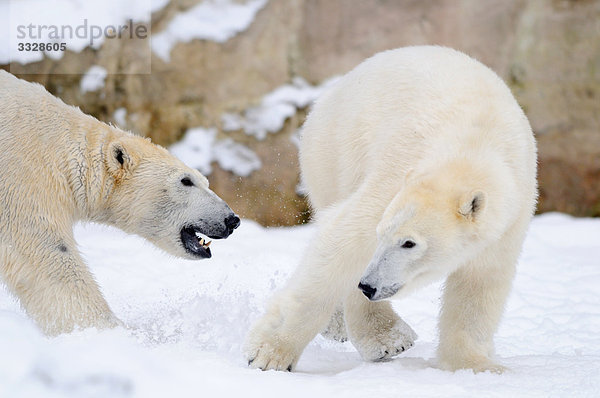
[197,236,211,249]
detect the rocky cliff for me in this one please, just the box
[3,0,599,224]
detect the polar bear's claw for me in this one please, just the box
[247,346,296,371]
[353,317,417,362]
[376,339,414,361]
[244,333,299,372]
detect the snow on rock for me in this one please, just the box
[212,138,262,177]
[222,76,340,140]
[113,107,128,127]
[0,213,599,397]
[80,65,108,93]
[151,0,268,62]
[169,127,261,177]
[1,0,169,65]
[169,127,216,175]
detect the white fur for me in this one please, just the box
[244,46,537,373]
[0,71,237,335]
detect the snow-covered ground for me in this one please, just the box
[0,213,599,397]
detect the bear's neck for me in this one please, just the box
[61,116,115,221]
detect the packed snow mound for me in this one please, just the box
[0,213,599,397]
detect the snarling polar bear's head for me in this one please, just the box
[101,134,239,260]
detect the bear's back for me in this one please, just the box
[300,46,535,211]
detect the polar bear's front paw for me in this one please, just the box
[439,354,507,374]
[245,339,299,372]
[353,317,418,362]
[244,318,302,372]
[474,362,507,374]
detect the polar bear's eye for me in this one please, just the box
[181,177,194,187]
[401,240,416,249]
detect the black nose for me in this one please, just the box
[358,282,377,300]
[225,214,241,232]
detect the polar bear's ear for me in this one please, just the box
[458,190,486,221]
[107,141,132,175]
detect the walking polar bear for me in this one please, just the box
[245,46,537,373]
[0,71,240,335]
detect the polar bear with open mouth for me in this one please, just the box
[0,70,240,335]
[244,46,537,373]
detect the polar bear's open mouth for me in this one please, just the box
[180,226,213,259]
